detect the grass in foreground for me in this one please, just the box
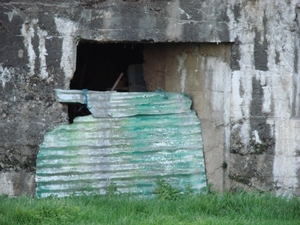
[0,190,299,225]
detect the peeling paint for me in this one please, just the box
[5,9,18,22]
[18,49,24,58]
[262,84,271,114]
[54,17,78,83]
[273,120,299,195]
[21,20,38,76]
[265,2,295,117]
[0,64,13,89]
[227,1,299,194]
[176,52,187,92]
[204,56,231,112]
[37,28,48,79]
[179,7,191,19]
[252,130,262,144]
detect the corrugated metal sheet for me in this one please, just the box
[55,89,192,117]
[36,91,206,198]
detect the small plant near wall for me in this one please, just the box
[222,161,228,169]
[154,179,181,200]
[106,181,119,196]
[154,178,195,200]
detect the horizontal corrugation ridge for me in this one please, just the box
[55,89,193,117]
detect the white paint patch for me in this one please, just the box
[201,54,232,167]
[21,20,38,76]
[37,28,48,79]
[293,71,300,117]
[227,1,300,194]
[262,84,271,114]
[252,130,262,144]
[0,64,13,89]
[273,120,299,195]
[5,9,18,22]
[179,7,191,19]
[176,53,187,92]
[55,17,78,82]
[21,20,49,78]
[180,68,187,93]
[204,56,232,112]
[18,49,24,58]
[231,71,243,119]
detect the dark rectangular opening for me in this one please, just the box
[69,41,147,122]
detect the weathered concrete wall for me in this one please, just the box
[0,0,300,196]
[227,1,300,194]
[143,43,231,191]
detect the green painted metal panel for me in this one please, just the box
[55,89,192,117]
[36,91,206,198]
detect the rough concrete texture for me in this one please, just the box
[0,0,300,196]
[227,0,300,195]
[144,43,231,191]
[143,44,166,91]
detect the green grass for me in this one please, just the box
[0,191,299,225]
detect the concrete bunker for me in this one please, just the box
[1,0,300,198]
[36,41,232,197]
